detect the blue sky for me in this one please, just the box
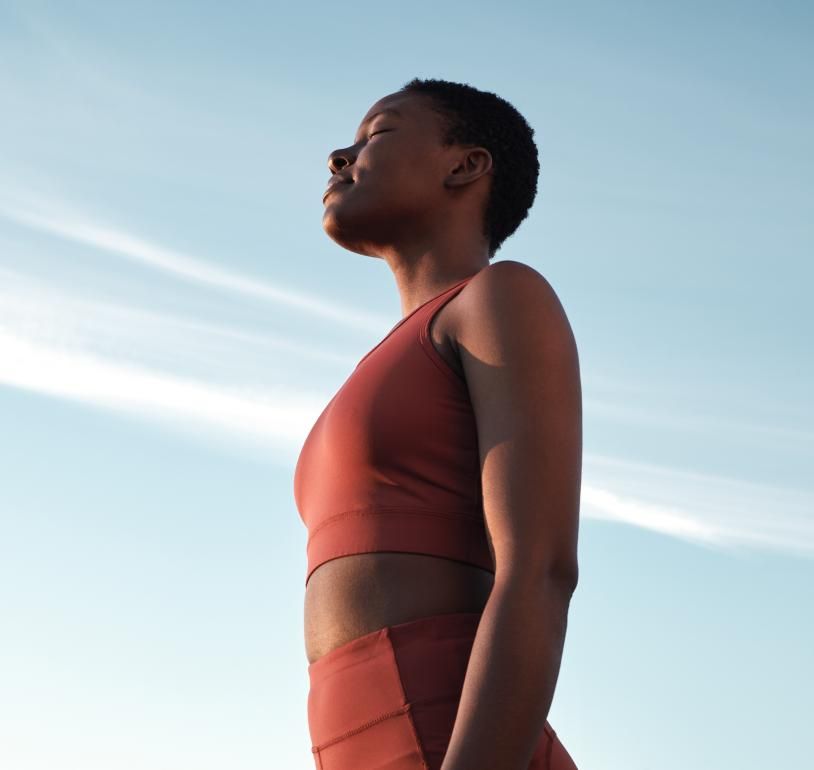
[0,1,811,768]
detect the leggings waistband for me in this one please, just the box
[307,611,483,685]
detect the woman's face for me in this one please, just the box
[321,91,455,257]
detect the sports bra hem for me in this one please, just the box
[307,504,484,543]
[305,549,495,586]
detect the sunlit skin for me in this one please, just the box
[321,90,495,316]
[306,88,581,770]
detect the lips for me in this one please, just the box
[322,178,352,202]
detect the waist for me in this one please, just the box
[304,552,495,665]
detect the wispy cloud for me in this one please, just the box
[582,453,814,557]
[0,269,350,457]
[581,483,725,542]
[0,326,322,455]
[0,266,357,370]
[0,192,388,331]
[585,397,813,444]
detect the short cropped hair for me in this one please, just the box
[399,77,540,259]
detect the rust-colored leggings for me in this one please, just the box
[307,611,578,769]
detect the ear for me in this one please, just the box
[445,147,493,189]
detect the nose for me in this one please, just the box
[328,149,354,175]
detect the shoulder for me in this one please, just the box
[453,259,576,362]
[453,260,581,583]
[464,259,561,303]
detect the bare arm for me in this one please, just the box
[440,260,582,770]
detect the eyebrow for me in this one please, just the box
[354,108,402,142]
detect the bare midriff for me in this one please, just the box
[304,293,494,665]
[304,552,495,664]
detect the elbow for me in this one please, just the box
[545,562,579,596]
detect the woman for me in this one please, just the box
[294,77,582,770]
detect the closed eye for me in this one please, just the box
[368,129,391,138]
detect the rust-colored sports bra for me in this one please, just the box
[293,273,494,586]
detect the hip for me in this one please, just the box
[307,610,578,770]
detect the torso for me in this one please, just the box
[304,290,495,665]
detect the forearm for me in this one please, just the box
[440,575,574,770]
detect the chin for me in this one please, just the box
[322,204,386,257]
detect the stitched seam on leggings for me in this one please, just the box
[313,704,411,750]
[387,631,430,770]
[403,703,430,770]
[309,745,324,770]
